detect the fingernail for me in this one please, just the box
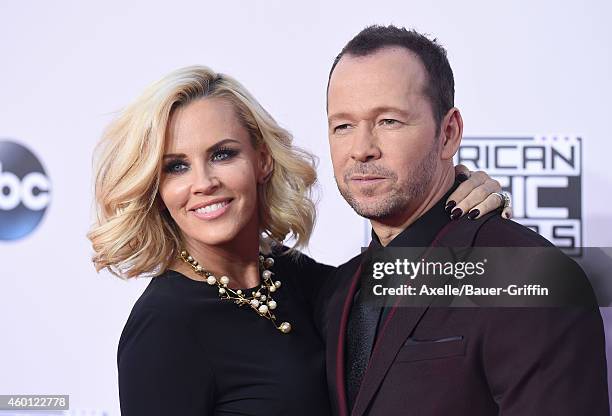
[468,209,480,220]
[450,207,463,220]
[457,173,469,182]
[445,200,456,214]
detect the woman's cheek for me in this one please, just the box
[159,178,190,211]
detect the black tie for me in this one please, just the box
[345,266,381,411]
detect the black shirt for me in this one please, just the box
[344,184,457,408]
[370,182,456,249]
[118,253,332,416]
[362,182,458,331]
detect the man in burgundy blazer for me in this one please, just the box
[317,25,609,415]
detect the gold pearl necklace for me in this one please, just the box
[178,250,292,334]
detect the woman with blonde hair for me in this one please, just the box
[88,65,505,415]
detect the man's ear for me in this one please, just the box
[439,107,463,160]
[258,144,274,184]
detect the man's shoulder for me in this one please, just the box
[470,212,555,247]
[462,213,598,306]
[321,251,367,291]
[336,250,366,275]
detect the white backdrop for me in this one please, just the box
[1,1,611,414]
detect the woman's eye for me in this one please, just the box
[164,161,188,174]
[211,148,238,162]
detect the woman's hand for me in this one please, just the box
[447,164,512,220]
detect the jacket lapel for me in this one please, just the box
[350,303,431,415]
[327,259,363,416]
[350,219,480,416]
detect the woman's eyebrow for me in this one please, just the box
[163,138,241,159]
[206,138,241,152]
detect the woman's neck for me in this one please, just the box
[171,237,262,289]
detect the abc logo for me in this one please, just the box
[0,140,51,240]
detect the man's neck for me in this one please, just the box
[371,167,455,246]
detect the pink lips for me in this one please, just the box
[191,199,232,220]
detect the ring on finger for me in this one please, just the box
[493,191,512,209]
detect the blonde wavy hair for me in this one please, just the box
[88,66,317,278]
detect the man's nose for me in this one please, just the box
[350,125,381,162]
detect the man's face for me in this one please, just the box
[327,47,442,221]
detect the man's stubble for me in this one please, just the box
[336,143,438,220]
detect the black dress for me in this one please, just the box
[117,252,333,416]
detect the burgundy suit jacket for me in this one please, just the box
[314,212,609,416]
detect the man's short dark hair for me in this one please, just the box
[328,25,455,131]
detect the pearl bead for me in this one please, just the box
[178,249,291,333]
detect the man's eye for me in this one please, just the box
[211,148,238,162]
[164,161,188,174]
[380,119,399,126]
[333,124,351,133]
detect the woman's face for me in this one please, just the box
[159,97,271,250]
